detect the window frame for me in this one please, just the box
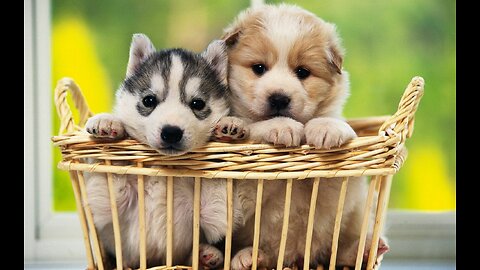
[25,0,88,261]
[24,0,455,263]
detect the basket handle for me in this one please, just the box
[379,76,425,142]
[54,77,94,135]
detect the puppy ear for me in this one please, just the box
[201,40,228,84]
[327,45,343,75]
[126,33,156,77]
[222,30,241,47]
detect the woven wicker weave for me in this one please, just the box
[52,76,424,270]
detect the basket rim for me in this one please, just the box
[52,124,407,179]
[52,77,423,179]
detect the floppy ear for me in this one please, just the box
[201,40,228,85]
[326,45,343,75]
[126,33,156,77]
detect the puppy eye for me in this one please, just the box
[252,64,267,76]
[295,67,310,80]
[190,98,206,110]
[142,95,158,108]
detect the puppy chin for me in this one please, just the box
[263,111,294,121]
[144,138,188,156]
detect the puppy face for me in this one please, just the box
[223,4,350,123]
[115,35,229,155]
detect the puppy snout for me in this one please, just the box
[268,93,290,111]
[161,125,183,144]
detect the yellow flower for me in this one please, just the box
[52,16,112,211]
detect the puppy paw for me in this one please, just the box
[250,117,304,147]
[199,244,224,269]
[267,118,304,147]
[304,117,356,149]
[376,236,390,258]
[214,116,249,142]
[85,113,126,139]
[363,237,389,267]
[231,247,266,270]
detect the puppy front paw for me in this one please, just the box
[250,117,304,147]
[85,113,126,139]
[304,117,356,149]
[214,116,249,142]
[363,236,389,268]
[199,243,224,269]
[231,247,266,270]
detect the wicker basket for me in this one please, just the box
[52,76,424,270]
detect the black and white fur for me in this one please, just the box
[84,34,246,269]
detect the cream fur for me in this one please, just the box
[222,4,387,269]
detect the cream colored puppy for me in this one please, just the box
[221,4,388,269]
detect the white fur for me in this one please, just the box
[248,117,304,147]
[151,73,166,97]
[168,55,184,99]
[201,40,229,85]
[185,77,201,97]
[85,172,245,268]
[126,33,156,77]
[304,117,356,149]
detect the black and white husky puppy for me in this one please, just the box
[84,33,246,269]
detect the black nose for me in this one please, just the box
[268,93,290,111]
[161,125,183,144]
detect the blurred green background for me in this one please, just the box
[51,0,455,211]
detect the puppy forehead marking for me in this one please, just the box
[151,73,164,89]
[167,54,184,100]
[185,77,201,97]
[262,13,302,63]
[150,73,166,98]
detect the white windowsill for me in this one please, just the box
[24,259,456,270]
[24,211,455,264]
